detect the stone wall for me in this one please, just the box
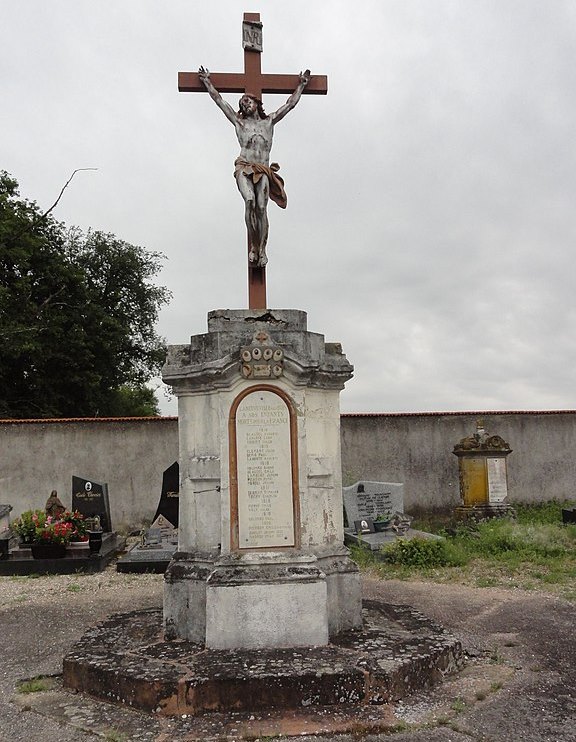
[340,411,576,510]
[2,410,575,527]
[0,418,178,530]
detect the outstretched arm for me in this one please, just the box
[270,70,310,124]
[198,67,237,125]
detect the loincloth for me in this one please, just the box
[234,158,287,209]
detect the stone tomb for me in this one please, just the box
[162,309,362,649]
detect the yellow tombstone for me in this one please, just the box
[453,421,515,519]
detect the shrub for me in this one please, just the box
[380,537,465,568]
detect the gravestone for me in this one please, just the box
[72,477,112,532]
[343,480,405,526]
[152,461,179,528]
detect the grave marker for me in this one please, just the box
[342,480,405,527]
[152,461,179,528]
[72,476,112,532]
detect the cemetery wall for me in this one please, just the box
[2,410,575,527]
[0,417,178,530]
[341,411,576,510]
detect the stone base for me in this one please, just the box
[63,599,464,717]
[205,560,329,648]
[454,504,517,521]
[163,549,362,647]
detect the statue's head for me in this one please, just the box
[238,94,266,119]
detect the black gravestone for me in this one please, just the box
[153,462,179,528]
[72,477,112,532]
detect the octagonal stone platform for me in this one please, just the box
[63,599,463,717]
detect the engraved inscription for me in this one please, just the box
[235,390,295,548]
[355,492,394,519]
[242,21,263,52]
[487,457,508,502]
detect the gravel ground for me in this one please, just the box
[1,566,575,741]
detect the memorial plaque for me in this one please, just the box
[72,476,112,532]
[487,457,508,503]
[234,389,296,549]
[343,481,404,527]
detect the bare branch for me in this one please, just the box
[9,168,98,244]
[40,168,98,222]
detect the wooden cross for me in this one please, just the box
[178,12,328,310]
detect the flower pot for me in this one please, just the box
[88,530,103,555]
[31,542,67,559]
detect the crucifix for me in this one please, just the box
[178,12,327,310]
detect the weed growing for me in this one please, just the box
[16,677,51,693]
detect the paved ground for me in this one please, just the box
[0,568,574,741]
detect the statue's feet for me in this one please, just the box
[258,251,268,267]
[248,249,257,264]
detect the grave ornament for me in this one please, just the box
[45,490,65,519]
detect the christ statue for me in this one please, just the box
[198,66,310,268]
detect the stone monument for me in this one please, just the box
[163,13,361,649]
[453,420,515,519]
[62,15,464,723]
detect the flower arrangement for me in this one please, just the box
[60,510,88,542]
[11,509,78,545]
[11,509,45,543]
[30,511,74,544]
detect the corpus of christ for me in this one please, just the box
[178,12,327,309]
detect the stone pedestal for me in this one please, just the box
[162,309,362,649]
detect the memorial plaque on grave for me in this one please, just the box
[72,477,112,532]
[153,461,179,527]
[487,457,508,503]
[231,388,297,549]
[343,481,405,527]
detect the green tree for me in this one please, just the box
[0,171,170,418]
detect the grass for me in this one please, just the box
[16,677,52,693]
[103,731,129,742]
[351,501,576,599]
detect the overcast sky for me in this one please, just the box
[2,1,576,416]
